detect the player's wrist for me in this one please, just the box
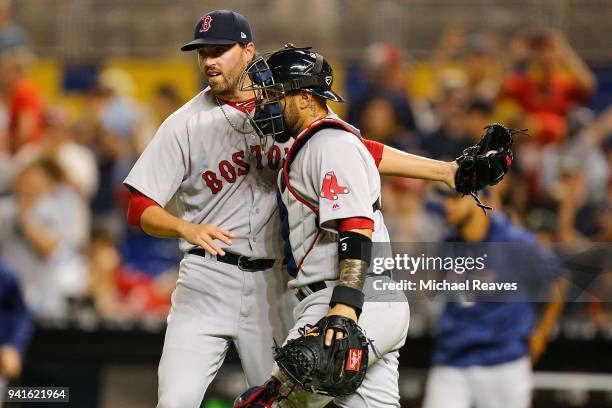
[330,285,364,317]
[176,220,193,239]
[446,161,458,189]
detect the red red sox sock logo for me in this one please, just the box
[321,171,349,201]
[200,15,212,32]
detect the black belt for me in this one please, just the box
[188,248,276,272]
[295,270,392,301]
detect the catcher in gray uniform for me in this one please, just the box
[233,45,518,408]
[233,44,410,408]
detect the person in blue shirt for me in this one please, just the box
[423,192,567,408]
[0,256,33,403]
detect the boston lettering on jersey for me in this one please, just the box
[202,144,290,194]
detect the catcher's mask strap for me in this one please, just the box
[283,75,328,92]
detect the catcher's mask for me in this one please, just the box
[239,44,344,143]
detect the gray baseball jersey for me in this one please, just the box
[124,87,296,406]
[124,87,292,259]
[278,114,390,288]
[276,115,410,408]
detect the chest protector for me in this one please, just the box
[277,118,377,278]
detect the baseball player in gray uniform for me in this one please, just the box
[125,11,460,408]
[124,11,293,408]
[233,46,419,408]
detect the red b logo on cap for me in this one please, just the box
[200,15,212,32]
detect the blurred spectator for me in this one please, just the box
[502,30,597,145]
[74,86,117,218]
[420,83,471,161]
[381,179,446,242]
[359,96,419,152]
[464,99,495,143]
[596,178,612,240]
[87,231,118,316]
[42,107,99,199]
[151,83,183,126]
[0,47,44,156]
[138,83,183,163]
[462,35,501,102]
[432,23,466,69]
[509,106,612,231]
[0,256,33,403]
[74,68,150,238]
[346,42,417,133]
[98,68,153,156]
[423,192,567,408]
[541,108,608,208]
[433,26,501,103]
[88,230,174,321]
[0,0,27,53]
[551,170,589,243]
[4,107,99,199]
[0,157,90,319]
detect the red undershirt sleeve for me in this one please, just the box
[362,139,384,168]
[127,191,161,227]
[338,217,375,232]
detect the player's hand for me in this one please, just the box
[178,222,234,256]
[324,304,358,347]
[0,345,22,379]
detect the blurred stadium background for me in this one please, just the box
[0,0,611,407]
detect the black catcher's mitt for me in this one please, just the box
[274,315,369,397]
[454,123,524,211]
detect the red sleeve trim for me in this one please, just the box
[127,191,160,227]
[362,139,384,168]
[338,217,375,232]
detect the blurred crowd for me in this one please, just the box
[0,1,182,333]
[0,58,183,322]
[0,1,611,383]
[349,27,612,337]
[350,28,611,250]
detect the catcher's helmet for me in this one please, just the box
[239,44,344,142]
[265,45,343,103]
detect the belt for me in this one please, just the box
[188,248,277,272]
[295,270,392,301]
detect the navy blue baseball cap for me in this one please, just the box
[181,10,253,51]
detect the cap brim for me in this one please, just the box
[320,89,344,103]
[180,38,241,51]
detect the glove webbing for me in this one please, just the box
[469,192,493,214]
